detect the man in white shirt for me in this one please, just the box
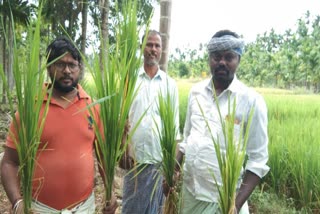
[176,30,269,214]
[120,30,180,214]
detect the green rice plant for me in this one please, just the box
[197,95,254,214]
[154,83,180,214]
[177,79,191,134]
[266,94,320,211]
[84,0,149,204]
[0,5,51,213]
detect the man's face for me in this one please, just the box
[48,53,81,93]
[143,33,162,66]
[209,50,240,87]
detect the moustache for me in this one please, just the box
[148,52,157,57]
[214,66,229,74]
[59,76,73,81]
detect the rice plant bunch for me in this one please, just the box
[154,85,179,214]
[86,0,148,203]
[197,95,253,214]
[0,6,51,213]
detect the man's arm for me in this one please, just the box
[235,170,261,212]
[118,120,134,170]
[1,147,22,206]
[175,149,184,172]
[234,95,269,212]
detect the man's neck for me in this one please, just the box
[144,64,159,79]
[52,87,78,108]
[213,80,231,96]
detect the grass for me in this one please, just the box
[265,94,320,212]
[249,188,299,214]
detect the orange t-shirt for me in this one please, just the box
[6,85,101,210]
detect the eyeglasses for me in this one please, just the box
[54,62,80,72]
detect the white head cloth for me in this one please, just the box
[207,35,245,56]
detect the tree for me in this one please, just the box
[99,0,109,65]
[80,0,88,56]
[0,0,33,103]
[41,0,82,41]
[89,0,156,44]
[159,0,172,72]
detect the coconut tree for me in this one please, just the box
[40,0,82,40]
[159,0,172,72]
[0,0,33,103]
[80,0,88,56]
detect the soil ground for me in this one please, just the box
[0,107,124,213]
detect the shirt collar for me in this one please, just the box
[227,75,241,93]
[138,66,165,80]
[43,83,90,101]
[206,75,241,94]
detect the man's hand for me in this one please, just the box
[162,170,181,197]
[232,206,238,214]
[102,193,118,214]
[12,199,24,214]
[118,152,134,170]
[119,120,134,170]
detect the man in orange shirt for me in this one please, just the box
[1,37,117,214]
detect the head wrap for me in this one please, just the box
[207,35,245,56]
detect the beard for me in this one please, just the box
[145,59,159,66]
[144,52,160,66]
[52,76,78,93]
[211,65,234,88]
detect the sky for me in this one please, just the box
[150,0,320,53]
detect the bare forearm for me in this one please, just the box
[175,149,184,171]
[1,160,21,205]
[235,170,261,212]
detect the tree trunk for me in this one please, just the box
[99,0,109,67]
[0,18,6,104]
[80,0,88,77]
[7,18,14,92]
[159,0,172,73]
[1,30,6,104]
[80,0,88,56]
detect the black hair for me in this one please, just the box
[46,36,82,64]
[141,30,161,44]
[212,30,240,39]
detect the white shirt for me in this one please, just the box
[180,76,269,202]
[129,67,180,164]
